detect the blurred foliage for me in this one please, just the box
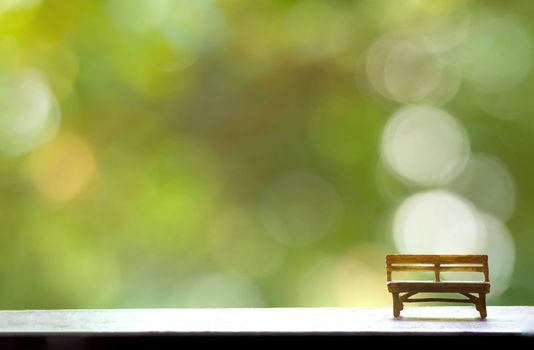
[1,0,534,309]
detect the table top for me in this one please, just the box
[0,306,532,336]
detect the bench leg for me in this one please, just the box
[478,293,487,319]
[392,293,401,318]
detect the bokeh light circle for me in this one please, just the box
[0,68,60,156]
[26,133,96,203]
[421,11,470,53]
[456,12,532,93]
[384,39,443,103]
[440,212,517,297]
[479,213,515,296]
[450,154,516,221]
[366,35,461,105]
[393,190,486,254]
[381,105,470,187]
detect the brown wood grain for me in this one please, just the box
[385,254,490,319]
[387,265,487,272]
[402,298,473,303]
[386,255,488,264]
[387,281,490,293]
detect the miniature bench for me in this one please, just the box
[386,254,490,318]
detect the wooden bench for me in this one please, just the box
[386,254,490,318]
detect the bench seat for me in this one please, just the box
[386,255,490,318]
[387,281,490,294]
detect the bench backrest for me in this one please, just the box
[386,255,489,282]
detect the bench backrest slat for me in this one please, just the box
[386,254,489,282]
[387,255,487,264]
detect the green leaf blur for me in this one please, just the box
[0,0,532,309]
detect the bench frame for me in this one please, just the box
[386,254,490,318]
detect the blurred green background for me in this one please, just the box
[0,0,533,309]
